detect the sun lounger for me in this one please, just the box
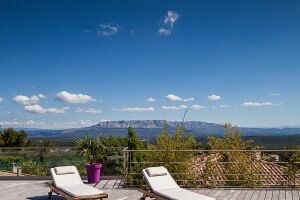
[139,166,216,200]
[49,166,108,200]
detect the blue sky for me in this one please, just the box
[1,0,300,129]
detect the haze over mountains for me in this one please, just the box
[26,120,300,138]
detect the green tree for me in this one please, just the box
[0,128,29,147]
[279,146,300,187]
[127,127,143,151]
[208,123,259,187]
[145,124,197,187]
[37,139,53,163]
[75,135,107,166]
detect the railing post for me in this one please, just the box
[17,167,22,176]
[123,147,129,187]
[12,163,17,173]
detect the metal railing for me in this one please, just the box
[122,149,300,188]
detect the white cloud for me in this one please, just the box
[166,94,182,101]
[242,102,283,107]
[98,23,120,36]
[0,97,3,103]
[112,107,155,112]
[161,104,204,110]
[146,97,156,102]
[158,11,180,36]
[164,11,180,27]
[24,105,67,114]
[0,119,99,129]
[56,91,94,104]
[76,108,102,114]
[161,105,188,110]
[183,97,195,102]
[81,29,94,34]
[158,28,171,36]
[12,95,40,105]
[38,94,46,98]
[220,105,230,108]
[208,95,222,101]
[166,94,195,102]
[271,93,280,96]
[190,105,205,110]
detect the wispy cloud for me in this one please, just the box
[12,95,40,105]
[158,11,180,36]
[0,119,99,129]
[271,93,280,96]
[158,28,171,36]
[208,95,222,101]
[0,97,3,103]
[166,94,194,102]
[183,97,195,102]
[56,91,95,104]
[161,104,204,110]
[190,105,205,110]
[81,29,94,34]
[98,23,120,36]
[76,108,102,114]
[166,94,182,101]
[220,104,230,108]
[161,105,187,110]
[112,107,155,112]
[24,105,67,114]
[242,102,283,107]
[38,94,46,98]
[146,97,156,102]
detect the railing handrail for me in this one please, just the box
[122,149,300,152]
[0,146,126,150]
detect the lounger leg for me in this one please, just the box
[48,189,53,200]
[140,193,147,200]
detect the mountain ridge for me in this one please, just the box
[25,120,300,138]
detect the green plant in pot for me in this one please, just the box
[75,135,106,183]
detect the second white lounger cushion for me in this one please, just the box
[156,188,215,200]
[142,167,180,191]
[57,184,104,197]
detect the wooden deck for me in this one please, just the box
[0,180,299,200]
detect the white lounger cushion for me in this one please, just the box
[156,188,215,200]
[51,166,105,197]
[51,166,83,187]
[142,167,179,191]
[142,166,216,200]
[55,166,76,175]
[57,184,104,197]
[146,166,168,177]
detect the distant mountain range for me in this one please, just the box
[26,120,300,138]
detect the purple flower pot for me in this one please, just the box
[85,163,102,183]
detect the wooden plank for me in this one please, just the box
[272,190,280,200]
[211,188,224,198]
[216,189,230,200]
[229,189,242,200]
[265,190,273,200]
[236,189,249,200]
[223,189,235,200]
[257,190,267,200]
[251,190,261,200]
[291,189,299,200]
[244,190,255,200]
[279,190,286,200]
[285,190,293,200]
